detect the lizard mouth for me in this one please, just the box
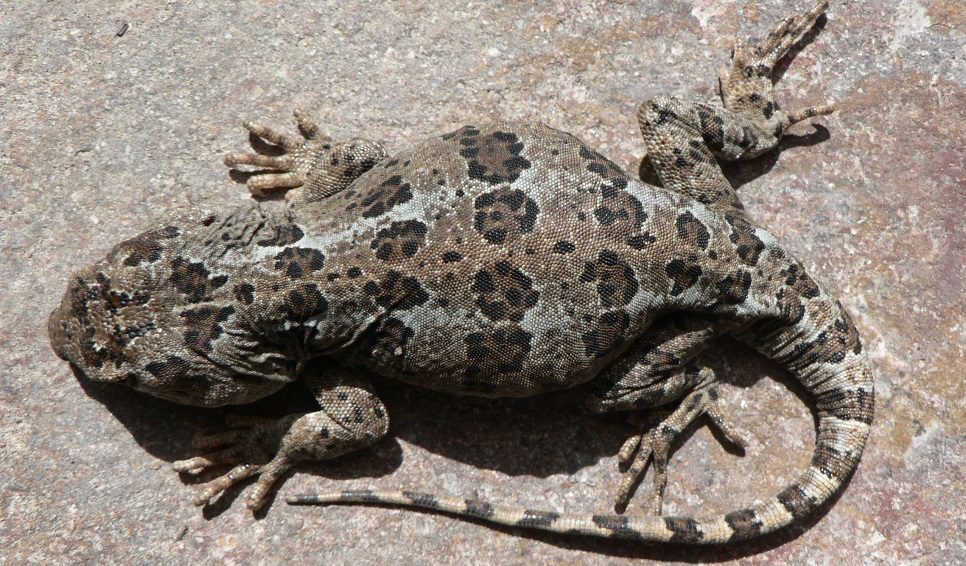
[46,273,135,383]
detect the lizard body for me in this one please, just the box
[48,0,872,544]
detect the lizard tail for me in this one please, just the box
[289,296,873,544]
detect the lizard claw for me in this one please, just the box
[717,0,833,143]
[730,0,828,74]
[612,369,749,515]
[613,426,667,515]
[172,413,302,509]
[190,463,260,506]
[225,109,334,197]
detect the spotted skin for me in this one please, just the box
[48,1,871,544]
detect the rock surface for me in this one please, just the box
[1,0,962,563]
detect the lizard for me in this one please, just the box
[47,0,873,544]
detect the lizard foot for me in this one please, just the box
[172,413,303,510]
[613,369,748,514]
[224,109,333,196]
[719,0,834,129]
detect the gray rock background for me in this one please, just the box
[1,0,962,563]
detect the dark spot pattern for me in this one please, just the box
[637,343,683,375]
[775,291,806,325]
[273,247,325,278]
[463,500,495,518]
[715,270,753,305]
[697,106,726,151]
[726,214,765,266]
[340,490,380,502]
[686,139,714,166]
[627,233,657,250]
[370,317,416,359]
[577,147,645,237]
[114,319,156,342]
[456,128,531,184]
[144,355,194,388]
[470,261,539,322]
[353,175,414,218]
[810,443,861,481]
[580,145,628,183]
[594,188,646,235]
[648,98,678,126]
[664,517,703,543]
[735,125,759,149]
[818,386,874,425]
[473,187,539,244]
[402,491,440,508]
[169,257,227,303]
[518,510,560,528]
[580,250,639,308]
[282,284,328,321]
[464,325,532,392]
[98,280,151,315]
[180,306,235,353]
[591,515,642,539]
[763,100,776,119]
[369,220,428,261]
[68,279,92,321]
[665,258,703,295]
[789,312,865,370]
[552,240,575,254]
[777,483,817,518]
[724,509,764,540]
[233,282,255,305]
[582,310,630,358]
[363,270,430,310]
[775,263,821,324]
[79,328,108,369]
[68,275,152,369]
[116,225,179,267]
[96,325,135,369]
[257,224,304,247]
[782,263,821,299]
[675,211,710,250]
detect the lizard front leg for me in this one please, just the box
[224,109,388,205]
[172,362,388,510]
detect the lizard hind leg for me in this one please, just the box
[719,0,835,133]
[613,366,748,515]
[637,0,834,213]
[585,315,750,514]
[224,109,388,204]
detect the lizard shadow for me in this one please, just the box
[319,339,841,561]
[71,364,406,519]
[271,337,851,561]
[71,324,850,559]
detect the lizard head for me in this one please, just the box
[48,207,296,406]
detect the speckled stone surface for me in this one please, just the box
[1,0,962,563]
